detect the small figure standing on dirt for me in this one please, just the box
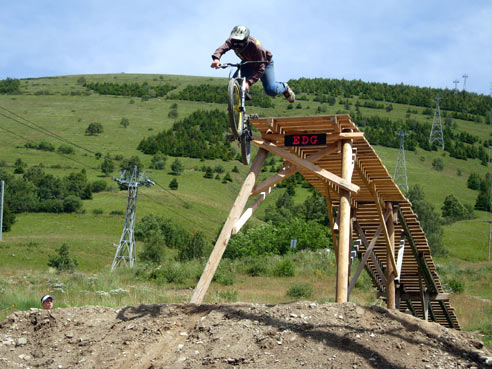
[41,295,54,310]
[210,25,295,103]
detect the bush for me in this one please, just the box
[178,231,205,261]
[63,195,82,213]
[57,144,74,154]
[85,122,104,136]
[431,157,444,171]
[169,178,178,190]
[48,243,78,272]
[245,259,268,276]
[273,258,296,277]
[139,231,165,265]
[286,283,313,299]
[92,208,103,215]
[445,278,464,293]
[91,180,107,193]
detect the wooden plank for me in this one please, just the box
[233,187,272,234]
[252,137,359,194]
[251,143,339,196]
[190,149,268,304]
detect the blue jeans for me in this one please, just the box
[237,61,287,96]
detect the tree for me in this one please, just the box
[85,122,104,136]
[178,231,205,261]
[170,158,184,175]
[139,231,165,265]
[150,152,167,170]
[48,243,78,272]
[407,185,446,256]
[431,157,444,171]
[467,173,481,190]
[204,167,213,179]
[169,178,178,190]
[101,157,114,176]
[63,195,83,213]
[120,118,130,128]
[441,194,468,223]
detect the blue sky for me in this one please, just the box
[1,0,491,95]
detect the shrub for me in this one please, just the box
[120,118,130,128]
[245,259,268,276]
[445,278,464,293]
[178,231,205,261]
[169,178,178,190]
[85,122,104,136]
[139,231,165,265]
[57,144,74,154]
[286,283,313,299]
[91,180,107,193]
[92,208,103,215]
[273,258,296,277]
[431,157,444,171]
[47,243,78,272]
[63,195,82,213]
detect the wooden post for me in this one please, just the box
[336,139,353,303]
[386,202,396,309]
[190,149,268,304]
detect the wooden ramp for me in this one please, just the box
[192,114,459,329]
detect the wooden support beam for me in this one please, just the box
[371,182,398,277]
[190,149,268,304]
[386,203,396,309]
[251,143,339,196]
[336,139,354,303]
[252,137,359,194]
[419,276,430,321]
[395,230,405,283]
[325,185,338,256]
[348,211,391,296]
[232,187,272,234]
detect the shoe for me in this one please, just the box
[283,83,295,103]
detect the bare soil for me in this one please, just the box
[0,302,491,369]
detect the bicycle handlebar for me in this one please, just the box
[219,61,267,69]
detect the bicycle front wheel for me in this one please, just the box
[240,126,252,165]
[227,79,244,138]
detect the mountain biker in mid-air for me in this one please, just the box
[210,25,295,103]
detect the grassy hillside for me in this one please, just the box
[0,74,491,344]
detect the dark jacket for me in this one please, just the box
[212,36,273,86]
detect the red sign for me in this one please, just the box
[284,134,326,147]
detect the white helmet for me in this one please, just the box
[230,25,250,50]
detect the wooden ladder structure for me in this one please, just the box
[190,114,459,329]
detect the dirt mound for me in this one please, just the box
[0,302,491,369]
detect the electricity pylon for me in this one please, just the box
[462,74,468,92]
[394,130,409,192]
[429,96,444,149]
[111,166,155,271]
[453,79,459,95]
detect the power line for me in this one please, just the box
[0,124,98,171]
[0,106,98,156]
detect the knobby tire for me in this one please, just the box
[227,79,243,138]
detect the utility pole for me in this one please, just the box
[429,96,444,149]
[0,180,4,241]
[111,166,154,271]
[394,130,409,192]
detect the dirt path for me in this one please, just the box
[1,302,491,368]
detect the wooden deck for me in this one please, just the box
[249,114,459,329]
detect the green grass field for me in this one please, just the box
[0,73,491,346]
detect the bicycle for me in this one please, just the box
[219,61,265,165]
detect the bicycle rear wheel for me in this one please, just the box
[240,125,252,165]
[227,79,243,138]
